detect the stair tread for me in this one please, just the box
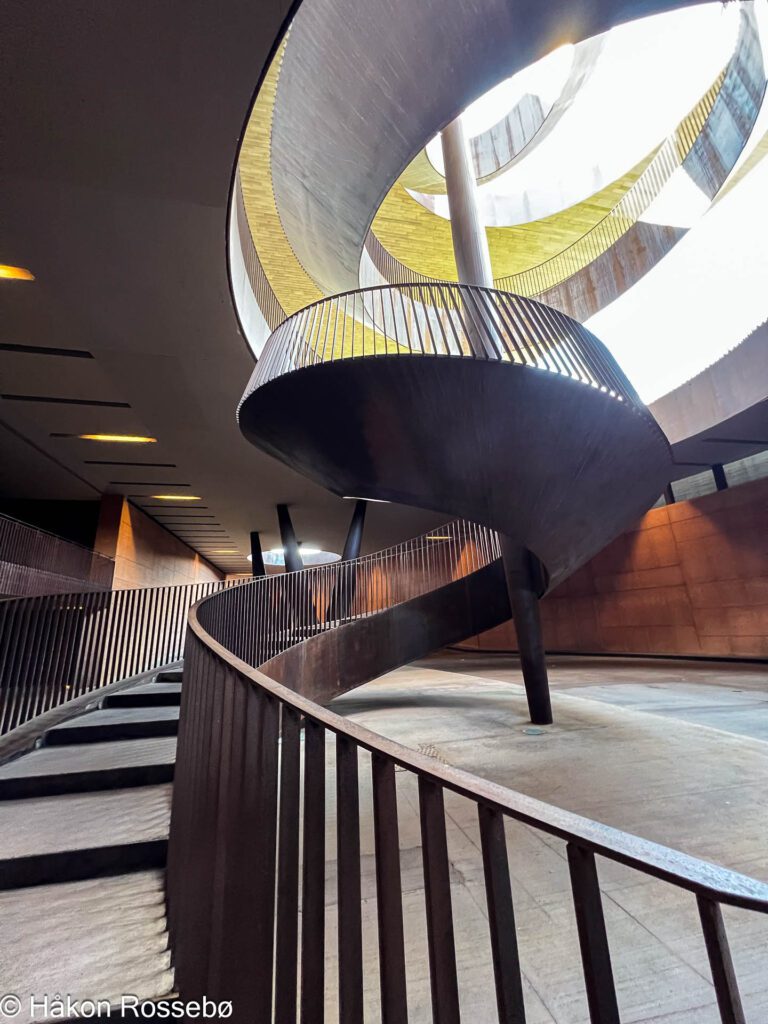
[49,707,180,730]
[115,682,181,696]
[0,870,174,1020]
[0,784,171,860]
[0,738,176,780]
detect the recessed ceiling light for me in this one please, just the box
[0,264,35,281]
[210,549,238,554]
[78,434,157,444]
[151,494,201,501]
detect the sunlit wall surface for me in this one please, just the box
[419,4,740,225]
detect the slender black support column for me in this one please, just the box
[250,531,266,578]
[712,464,728,492]
[327,500,367,622]
[664,483,675,506]
[276,504,303,574]
[341,500,367,562]
[499,536,552,725]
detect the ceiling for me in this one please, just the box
[0,0,443,574]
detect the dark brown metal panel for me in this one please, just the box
[478,805,526,1024]
[215,687,280,1020]
[336,733,364,1024]
[697,896,747,1024]
[566,843,620,1024]
[418,777,460,1024]
[372,753,408,1024]
[276,705,302,1024]
[301,718,326,1024]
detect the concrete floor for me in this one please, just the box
[325,654,768,1024]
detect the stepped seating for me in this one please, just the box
[0,665,183,1012]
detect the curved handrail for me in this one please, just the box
[244,282,645,411]
[168,518,768,1022]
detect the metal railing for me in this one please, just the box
[244,282,645,411]
[167,519,768,1024]
[0,577,239,735]
[0,512,115,593]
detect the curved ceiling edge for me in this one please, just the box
[269,0,704,295]
[649,324,768,448]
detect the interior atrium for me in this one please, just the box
[1,0,767,1021]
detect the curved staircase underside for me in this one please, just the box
[240,354,671,590]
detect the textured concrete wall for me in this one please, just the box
[461,477,768,658]
[95,496,222,590]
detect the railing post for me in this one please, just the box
[567,844,620,1024]
[301,718,326,1024]
[697,896,746,1024]
[478,806,526,1024]
[418,777,460,1024]
[336,734,364,1024]
[372,754,408,1024]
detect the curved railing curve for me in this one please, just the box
[167,518,768,1024]
[243,282,647,413]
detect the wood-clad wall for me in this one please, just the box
[95,496,222,590]
[460,477,768,658]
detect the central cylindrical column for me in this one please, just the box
[440,116,493,288]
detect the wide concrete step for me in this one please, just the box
[103,682,182,708]
[0,783,171,889]
[45,706,180,745]
[0,737,176,799]
[154,669,183,683]
[0,870,174,1023]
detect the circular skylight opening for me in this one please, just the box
[425,42,575,175]
[248,548,341,567]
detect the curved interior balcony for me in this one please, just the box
[239,284,673,590]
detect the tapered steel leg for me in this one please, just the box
[500,536,552,725]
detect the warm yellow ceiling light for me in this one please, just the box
[210,549,238,554]
[0,264,35,281]
[151,494,201,501]
[79,434,157,444]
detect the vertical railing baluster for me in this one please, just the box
[566,844,620,1024]
[301,718,326,1024]
[697,896,746,1024]
[478,806,526,1024]
[418,777,460,1024]
[372,754,408,1024]
[275,705,302,1024]
[337,734,364,1024]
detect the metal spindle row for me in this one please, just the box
[247,284,643,411]
[0,578,239,735]
[0,512,115,590]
